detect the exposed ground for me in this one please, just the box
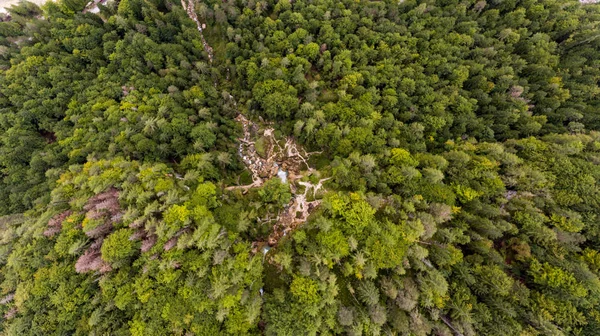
[225,114,330,246]
[181,0,330,248]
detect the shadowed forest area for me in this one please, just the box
[0,0,600,335]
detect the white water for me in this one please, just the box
[277,169,288,183]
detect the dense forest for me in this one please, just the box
[0,0,599,334]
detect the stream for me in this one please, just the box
[182,0,329,247]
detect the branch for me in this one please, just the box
[440,315,465,336]
[225,179,263,193]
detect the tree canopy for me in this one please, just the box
[0,0,600,335]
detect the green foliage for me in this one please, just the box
[390,148,419,167]
[163,204,191,236]
[529,260,588,298]
[1,0,600,335]
[290,276,320,304]
[101,229,137,263]
[252,79,299,119]
[258,178,292,206]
